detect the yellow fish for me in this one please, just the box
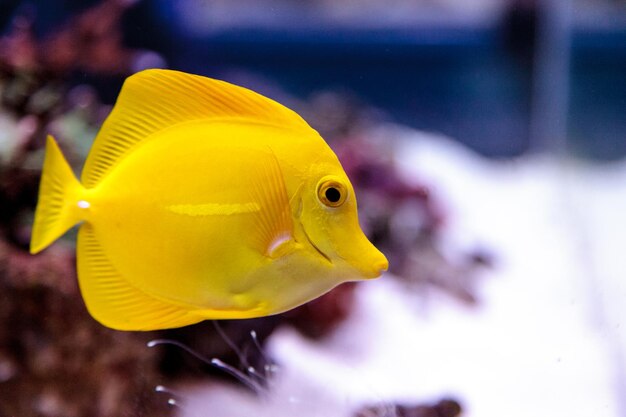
[30,69,388,331]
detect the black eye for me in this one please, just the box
[317,179,347,207]
[325,187,341,203]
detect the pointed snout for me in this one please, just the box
[374,255,389,276]
[365,253,389,278]
[362,249,389,279]
[334,221,389,280]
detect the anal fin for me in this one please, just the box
[77,224,203,331]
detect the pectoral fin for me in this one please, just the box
[244,148,296,258]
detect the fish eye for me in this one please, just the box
[317,179,347,207]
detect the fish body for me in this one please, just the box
[30,70,387,331]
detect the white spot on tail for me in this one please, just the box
[77,200,91,209]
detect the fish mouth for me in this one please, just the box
[299,220,332,264]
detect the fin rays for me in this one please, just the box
[30,136,85,254]
[77,224,203,330]
[81,69,312,188]
[246,149,294,257]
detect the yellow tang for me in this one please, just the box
[30,69,388,331]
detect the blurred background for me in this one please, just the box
[0,0,624,416]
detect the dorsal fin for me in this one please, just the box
[81,69,313,187]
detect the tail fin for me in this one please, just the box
[30,136,85,254]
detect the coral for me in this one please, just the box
[0,239,170,417]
